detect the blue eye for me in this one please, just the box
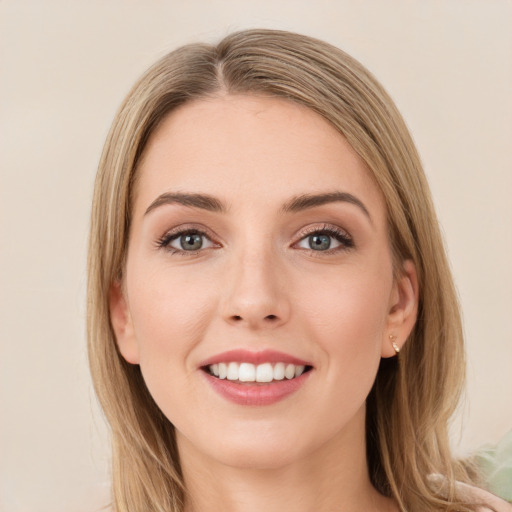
[158,230,215,253]
[307,234,332,251]
[296,227,353,252]
[173,233,204,251]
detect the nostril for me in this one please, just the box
[229,314,279,323]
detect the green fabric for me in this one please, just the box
[474,429,512,502]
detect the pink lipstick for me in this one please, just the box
[199,349,313,406]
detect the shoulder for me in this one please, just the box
[453,481,512,512]
[428,474,512,512]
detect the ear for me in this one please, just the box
[381,259,419,358]
[109,281,140,364]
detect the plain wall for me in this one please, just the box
[1,1,511,511]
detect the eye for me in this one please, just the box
[157,229,216,254]
[172,232,210,251]
[295,226,354,252]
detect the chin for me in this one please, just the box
[184,420,336,473]
[211,440,303,471]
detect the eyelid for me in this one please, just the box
[295,223,351,239]
[155,222,354,255]
[155,223,222,253]
[169,232,215,251]
[292,223,354,252]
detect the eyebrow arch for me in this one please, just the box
[144,190,371,223]
[145,192,226,216]
[281,192,372,222]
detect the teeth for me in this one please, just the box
[227,362,239,381]
[239,362,256,382]
[208,362,308,382]
[256,363,273,382]
[295,365,305,377]
[273,362,285,380]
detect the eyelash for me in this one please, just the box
[155,225,218,255]
[296,225,354,254]
[155,224,354,256]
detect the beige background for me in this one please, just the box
[1,1,511,511]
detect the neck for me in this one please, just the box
[179,406,396,512]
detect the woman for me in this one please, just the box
[87,29,511,511]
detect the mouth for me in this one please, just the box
[199,350,314,405]
[202,362,313,383]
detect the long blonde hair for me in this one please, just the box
[88,29,477,511]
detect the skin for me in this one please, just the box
[110,94,418,512]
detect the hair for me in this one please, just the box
[88,29,480,512]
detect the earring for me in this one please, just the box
[389,334,400,355]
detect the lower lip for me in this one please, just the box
[202,371,312,406]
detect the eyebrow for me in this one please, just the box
[144,190,371,223]
[145,192,226,215]
[280,192,372,222]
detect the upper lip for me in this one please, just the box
[199,349,312,368]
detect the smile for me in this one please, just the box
[206,362,309,382]
[200,349,314,405]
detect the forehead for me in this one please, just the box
[134,94,385,219]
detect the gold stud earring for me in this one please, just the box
[389,334,400,355]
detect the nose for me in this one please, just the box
[220,248,291,330]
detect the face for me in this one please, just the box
[110,94,417,470]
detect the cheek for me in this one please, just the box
[125,263,221,422]
[126,263,218,368]
[296,264,391,374]
[301,264,390,329]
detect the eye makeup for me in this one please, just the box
[154,221,354,257]
[293,223,354,254]
[155,223,220,256]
